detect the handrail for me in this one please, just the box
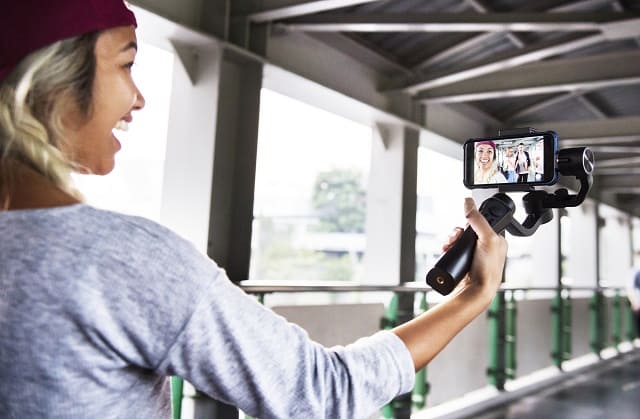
[239,280,627,295]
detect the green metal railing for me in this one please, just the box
[169,282,637,419]
[412,292,430,410]
[170,376,184,419]
[487,291,506,389]
[590,289,606,356]
[551,289,572,369]
[627,299,638,342]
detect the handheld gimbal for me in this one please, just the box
[426,129,595,295]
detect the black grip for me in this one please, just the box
[426,193,515,295]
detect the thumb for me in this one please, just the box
[464,197,495,242]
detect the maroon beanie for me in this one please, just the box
[0,0,137,84]
[475,140,496,152]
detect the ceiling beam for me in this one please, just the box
[306,32,413,75]
[588,146,640,154]
[591,156,640,168]
[413,0,610,71]
[561,135,640,146]
[414,50,640,102]
[390,15,640,93]
[392,33,606,94]
[279,13,637,32]
[527,116,640,142]
[596,167,640,175]
[576,94,607,119]
[599,186,640,194]
[507,92,582,122]
[248,0,381,23]
[465,0,525,47]
[549,0,614,12]
[597,174,640,187]
[411,32,497,71]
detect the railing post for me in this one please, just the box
[504,291,517,380]
[627,298,638,342]
[563,291,572,363]
[551,291,562,369]
[487,291,506,390]
[171,376,184,419]
[412,292,430,410]
[381,293,399,419]
[551,289,572,369]
[612,291,622,349]
[589,290,605,356]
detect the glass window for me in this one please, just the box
[415,147,468,284]
[250,89,372,286]
[73,41,174,222]
[599,204,631,288]
[503,200,535,288]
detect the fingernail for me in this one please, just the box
[464,198,474,217]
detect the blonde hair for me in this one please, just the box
[0,32,99,206]
[474,146,500,184]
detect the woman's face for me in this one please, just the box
[62,26,145,175]
[476,144,495,170]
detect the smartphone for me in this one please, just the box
[463,131,559,189]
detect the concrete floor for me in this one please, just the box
[474,351,640,419]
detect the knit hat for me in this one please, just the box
[475,140,496,152]
[0,0,137,84]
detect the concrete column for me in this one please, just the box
[160,43,223,252]
[364,124,419,285]
[566,200,598,287]
[599,205,633,287]
[531,209,560,288]
[206,51,264,283]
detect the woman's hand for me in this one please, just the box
[447,198,508,304]
[393,198,508,371]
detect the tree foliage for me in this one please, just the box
[312,168,366,233]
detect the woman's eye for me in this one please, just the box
[124,62,135,70]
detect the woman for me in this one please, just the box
[474,141,507,185]
[0,1,507,417]
[514,143,531,183]
[503,146,517,183]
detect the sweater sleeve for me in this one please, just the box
[154,258,415,419]
[96,214,415,418]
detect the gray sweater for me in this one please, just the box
[0,204,414,418]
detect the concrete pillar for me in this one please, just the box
[566,200,598,287]
[206,51,264,282]
[531,209,560,288]
[160,43,223,251]
[364,124,419,285]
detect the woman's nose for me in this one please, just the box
[133,85,146,111]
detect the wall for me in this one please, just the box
[262,293,631,412]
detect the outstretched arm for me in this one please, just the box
[393,198,507,370]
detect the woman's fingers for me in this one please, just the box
[442,226,464,252]
[464,198,494,242]
[464,197,508,293]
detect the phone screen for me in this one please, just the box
[463,132,558,188]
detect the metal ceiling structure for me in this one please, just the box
[134,0,640,215]
[244,0,640,215]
